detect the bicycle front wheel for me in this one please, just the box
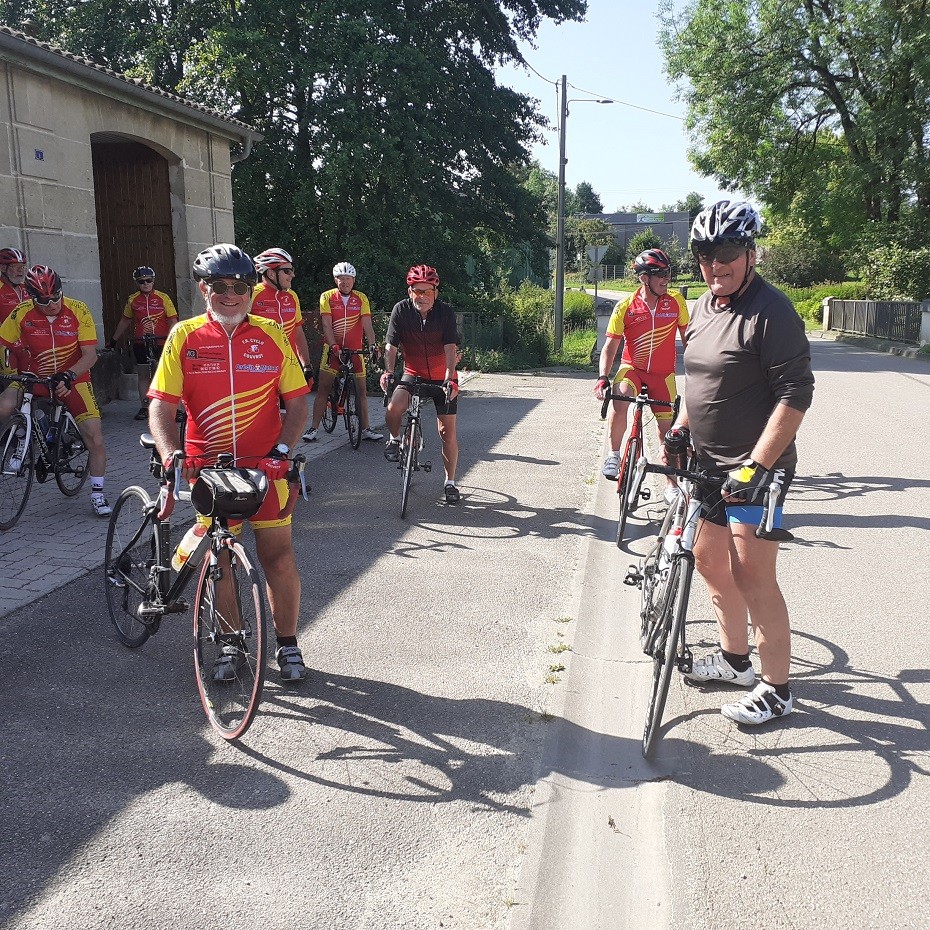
[400,421,416,519]
[104,486,158,648]
[642,557,693,760]
[615,433,641,549]
[54,412,89,496]
[322,383,338,433]
[0,416,34,531]
[344,376,361,449]
[193,540,267,740]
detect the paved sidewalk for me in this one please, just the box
[0,393,390,618]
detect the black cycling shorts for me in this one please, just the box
[398,375,458,416]
[132,339,165,366]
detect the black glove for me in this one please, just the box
[53,369,76,390]
[594,375,611,397]
[722,459,769,503]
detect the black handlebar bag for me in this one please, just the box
[191,468,269,520]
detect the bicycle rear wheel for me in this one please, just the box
[0,416,34,531]
[344,376,362,449]
[400,420,416,519]
[54,412,89,496]
[614,433,642,548]
[193,540,267,740]
[104,486,158,648]
[642,557,693,760]
[322,382,338,433]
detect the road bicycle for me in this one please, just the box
[0,371,90,530]
[600,387,675,549]
[625,453,791,759]
[321,348,367,449]
[103,440,308,740]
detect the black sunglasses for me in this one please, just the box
[694,244,750,265]
[207,279,252,296]
[645,269,671,278]
[135,277,154,284]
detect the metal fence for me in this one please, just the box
[457,311,504,349]
[827,299,922,344]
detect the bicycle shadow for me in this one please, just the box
[658,631,930,808]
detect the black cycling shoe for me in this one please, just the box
[443,483,461,504]
[384,439,400,462]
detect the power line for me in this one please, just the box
[566,81,684,121]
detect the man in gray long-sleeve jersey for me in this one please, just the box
[665,200,815,726]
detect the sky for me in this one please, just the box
[495,0,736,213]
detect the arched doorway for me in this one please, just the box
[91,138,178,339]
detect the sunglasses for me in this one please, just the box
[645,269,671,279]
[694,244,749,265]
[277,267,295,274]
[34,291,62,306]
[136,278,154,284]
[207,279,252,296]
[409,287,435,296]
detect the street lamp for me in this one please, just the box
[554,75,613,351]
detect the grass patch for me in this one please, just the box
[548,663,566,673]
[545,674,561,684]
[548,642,571,654]
[548,327,597,368]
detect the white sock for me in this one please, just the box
[91,477,105,493]
[391,435,400,442]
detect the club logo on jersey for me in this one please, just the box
[186,349,198,359]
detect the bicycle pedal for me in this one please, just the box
[679,648,693,674]
[422,461,431,472]
[639,487,652,501]
[624,565,643,587]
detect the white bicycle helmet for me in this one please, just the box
[333,262,357,278]
[254,248,293,272]
[690,200,761,246]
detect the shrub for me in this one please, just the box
[862,245,930,300]
[778,281,868,325]
[562,290,595,330]
[759,238,846,288]
[626,228,662,262]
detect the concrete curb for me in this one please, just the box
[820,330,930,362]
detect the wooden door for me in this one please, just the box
[92,141,177,338]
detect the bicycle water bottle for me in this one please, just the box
[35,410,50,442]
[171,523,207,572]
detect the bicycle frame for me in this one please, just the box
[1,374,80,474]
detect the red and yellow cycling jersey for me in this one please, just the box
[149,313,309,462]
[605,288,689,375]
[122,289,178,341]
[0,297,97,381]
[319,288,370,350]
[0,280,27,326]
[251,283,303,347]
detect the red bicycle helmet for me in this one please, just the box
[25,264,62,301]
[631,249,671,274]
[0,247,26,266]
[406,264,439,286]
[254,248,293,272]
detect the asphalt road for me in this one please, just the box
[512,336,930,930]
[3,339,929,930]
[0,370,603,930]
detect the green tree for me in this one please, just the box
[564,217,612,273]
[662,192,705,224]
[13,0,588,310]
[626,228,662,263]
[574,180,603,214]
[617,200,655,213]
[661,0,930,240]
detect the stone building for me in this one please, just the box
[0,24,260,342]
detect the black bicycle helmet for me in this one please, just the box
[192,244,257,283]
[632,249,671,274]
[690,200,761,246]
[133,265,156,280]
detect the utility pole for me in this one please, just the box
[554,74,568,352]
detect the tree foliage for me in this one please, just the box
[661,0,930,244]
[574,181,603,214]
[8,0,588,309]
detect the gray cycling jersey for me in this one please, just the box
[684,274,814,472]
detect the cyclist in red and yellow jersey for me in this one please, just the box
[0,248,29,374]
[302,261,382,443]
[0,264,112,516]
[251,248,312,371]
[107,265,178,421]
[148,244,312,684]
[594,249,689,482]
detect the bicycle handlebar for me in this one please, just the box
[647,460,793,542]
[599,390,677,420]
